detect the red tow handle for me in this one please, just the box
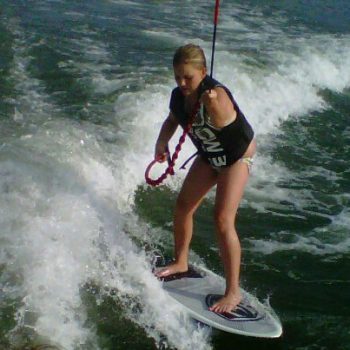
[144,147,175,187]
[145,102,200,187]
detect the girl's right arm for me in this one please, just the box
[155,112,179,162]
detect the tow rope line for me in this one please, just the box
[145,0,220,186]
[144,101,200,186]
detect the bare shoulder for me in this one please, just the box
[215,86,234,108]
[211,86,236,127]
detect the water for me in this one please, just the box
[0,0,349,349]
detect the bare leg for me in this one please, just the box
[155,157,217,277]
[209,160,251,313]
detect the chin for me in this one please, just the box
[181,89,193,96]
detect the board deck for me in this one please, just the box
[157,264,282,338]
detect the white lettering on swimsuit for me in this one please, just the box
[210,155,227,167]
[193,127,227,166]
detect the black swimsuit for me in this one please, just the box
[169,75,254,168]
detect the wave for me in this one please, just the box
[0,19,211,350]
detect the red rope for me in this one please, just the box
[214,0,220,25]
[145,101,200,186]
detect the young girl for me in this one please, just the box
[154,44,256,314]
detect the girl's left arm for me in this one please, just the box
[201,87,236,128]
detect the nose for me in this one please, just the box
[178,78,186,87]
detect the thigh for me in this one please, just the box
[215,160,250,220]
[177,156,218,212]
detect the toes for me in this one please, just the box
[154,268,171,277]
[209,300,239,314]
[209,303,225,313]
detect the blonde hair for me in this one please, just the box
[173,44,207,69]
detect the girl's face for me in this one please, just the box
[173,63,207,97]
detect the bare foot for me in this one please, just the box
[209,291,242,314]
[154,262,188,278]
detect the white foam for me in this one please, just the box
[1,24,212,350]
[214,37,350,136]
[247,206,350,257]
[1,24,103,349]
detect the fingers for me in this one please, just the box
[207,89,218,98]
[155,152,168,163]
[200,89,218,104]
[207,89,217,99]
[154,145,168,162]
[154,142,169,163]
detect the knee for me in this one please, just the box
[214,210,235,235]
[175,195,196,216]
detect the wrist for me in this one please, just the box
[156,138,167,147]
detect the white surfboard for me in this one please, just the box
[157,264,282,338]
